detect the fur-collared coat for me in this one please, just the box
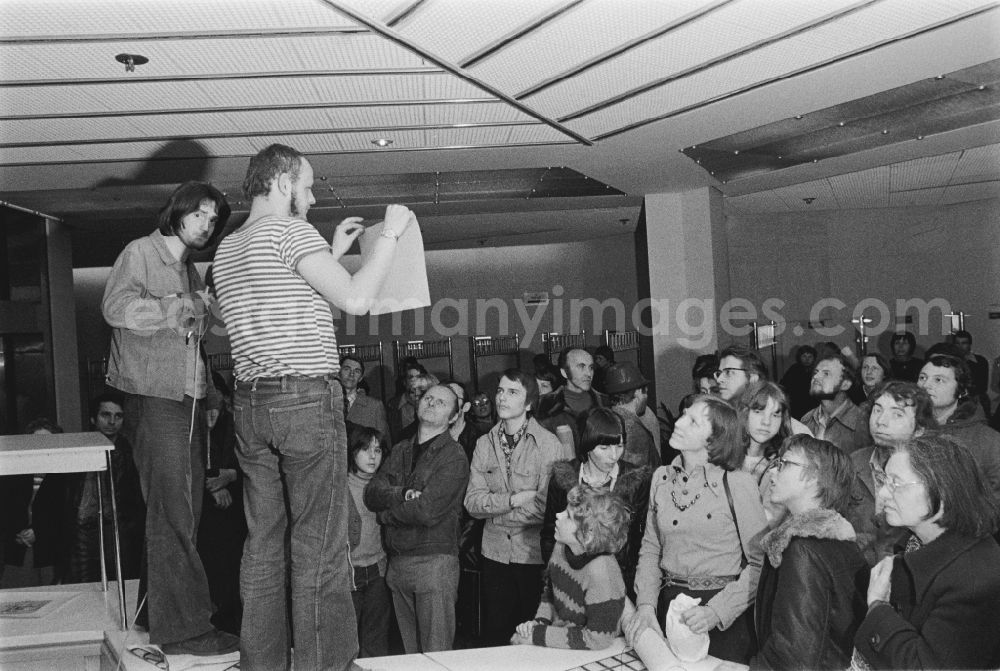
[540,459,651,596]
[750,509,868,671]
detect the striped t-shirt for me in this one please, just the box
[213,215,339,380]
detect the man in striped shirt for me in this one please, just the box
[213,144,416,671]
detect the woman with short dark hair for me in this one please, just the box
[540,408,650,599]
[853,433,1000,669]
[625,395,767,664]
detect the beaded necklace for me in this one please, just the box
[670,477,710,511]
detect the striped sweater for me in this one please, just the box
[531,543,626,650]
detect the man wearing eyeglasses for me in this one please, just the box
[845,381,934,566]
[714,344,813,436]
[364,384,470,653]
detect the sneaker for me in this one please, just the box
[161,629,240,656]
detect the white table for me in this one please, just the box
[358,637,732,671]
[0,432,127,629]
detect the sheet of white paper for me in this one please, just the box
[358,221,431,316]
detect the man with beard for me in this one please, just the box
[801,353,864,453]
[213,144,417,671]
[845,381,934,565]
[102,181,235,655]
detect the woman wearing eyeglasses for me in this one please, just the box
[624,395,767,664]
[747,434,868,670]
[852,433,1000,670]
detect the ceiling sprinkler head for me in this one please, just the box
[115,53,148,72]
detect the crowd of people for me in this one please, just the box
[3,142,999,671]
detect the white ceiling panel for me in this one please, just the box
[939,180,1000,204]
[828,166,889,209]
[0,74,486,119]
[0,144,93,165]
[395,0,568,63]
[0,86,113,116]
[889,187,945,208]
[770,178,838,210]
[890,152,961,191]
[3,105,521,145]
[425,126,515,147]
[0,34,424,83]
[565,36,839,138]
[0,0,359,37]
[505,124,576,145]
[952,142,1000,181]
[421,103,533,125]
[523,0,859,119]
[801,0,997,55]
[2,137,255,164]
[468,0,717,94]
[319,0,413,24]
[724,191,791,214]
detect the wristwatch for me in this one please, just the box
[379,228,400,241]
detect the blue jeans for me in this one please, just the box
[233,376,358,671]
[123,394,214,645]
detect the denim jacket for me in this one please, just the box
[102,230,219,407]
[464,417,571,565]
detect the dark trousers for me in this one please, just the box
[481,557,544,647]
[657,584,758,664]
[351,564,391,658]
[124,394,214,646]
[197,486,247,635]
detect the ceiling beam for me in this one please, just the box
[1,98,501,122]
[0,67,443,88]
[593,4,1000,142]
[0,121,544,149]
[459,0,586,69]
[0,140,579,168]
[559,0,884,123]
[516,0,736,100]
[314,0,594,146]
[0,26,367,44]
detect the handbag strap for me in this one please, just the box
[723,470,749,569]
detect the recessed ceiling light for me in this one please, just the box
[371,138,393,147]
